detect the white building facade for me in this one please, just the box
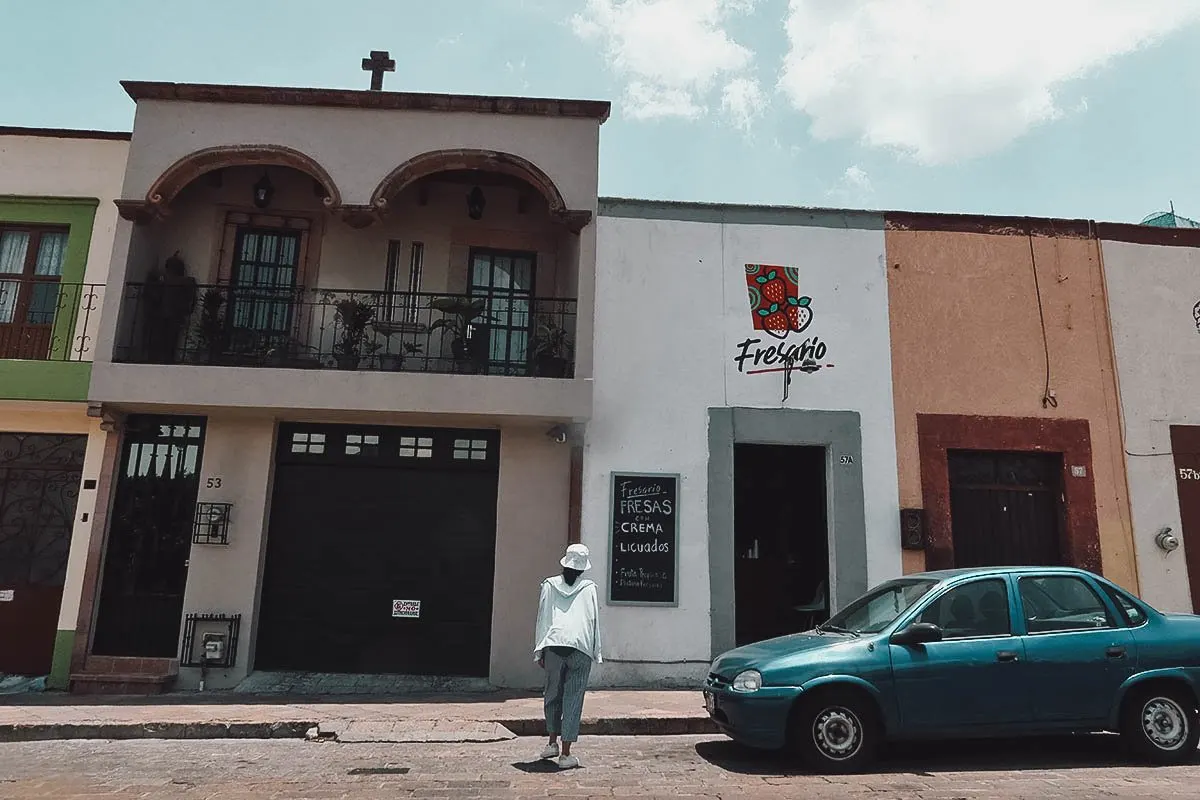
[583,201,903,686]
[1101,226,1200,614]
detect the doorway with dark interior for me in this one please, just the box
[947,449,1065,568]
[733,444,828,646]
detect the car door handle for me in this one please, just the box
[996,650,1020,663]
[1106,646,1127,659]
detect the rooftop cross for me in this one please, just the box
[361,50,396,91]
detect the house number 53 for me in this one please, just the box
[205,477,223,489]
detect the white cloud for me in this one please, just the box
[826,165,874,201]
[572,0,764,125]
[779,0,1200,165]
[722,77,768,131]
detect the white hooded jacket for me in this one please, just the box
[533,575,602,663]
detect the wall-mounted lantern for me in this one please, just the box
[252,172,274,209]
[467,186,486,220]
[1156,527,1181,553]
[193,502,232,545]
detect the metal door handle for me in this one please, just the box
[996,650,1020,663]
[1106,646,1126,659]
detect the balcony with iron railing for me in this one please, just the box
[94,282,590,420]
[0,282,105,402]
[114,283,577,377]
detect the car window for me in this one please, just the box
[918,578,1011,639]
[1018,575,1114,634]
[1098,582,1147,627]
[822,579,938,634]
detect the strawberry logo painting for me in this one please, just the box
[746,265,812,339]
[733,264,830,378]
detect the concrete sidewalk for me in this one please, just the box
[0,690,715,743]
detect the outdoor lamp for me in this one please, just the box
[253,172,275,209]
[467,186,486,220]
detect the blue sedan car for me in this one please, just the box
[704,567,1200,773]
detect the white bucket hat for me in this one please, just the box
[560,543,592,572]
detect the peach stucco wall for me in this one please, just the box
[886,227,1137,591]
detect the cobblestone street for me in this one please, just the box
[1,734,1198,799]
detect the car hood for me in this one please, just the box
[710,631,856,677]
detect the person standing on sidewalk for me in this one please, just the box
[534,543,602,770]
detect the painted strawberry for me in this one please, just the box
[758,303,790,338]
[786,296,813,333]
[755,270,787,305]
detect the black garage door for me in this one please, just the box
[254,424,500,677]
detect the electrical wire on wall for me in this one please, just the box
[1027,227,1058,409]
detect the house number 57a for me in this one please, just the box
[205,477,223,489]
[839,455,855,465]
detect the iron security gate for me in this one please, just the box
[91,416,206,657]
[948,450,1064,568]
[0,433,86,675]
[255,423,500,677]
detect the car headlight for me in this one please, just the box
[731,669,763,693]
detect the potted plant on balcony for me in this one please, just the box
[532,318,573,378]
[429,296,490,372]
[332,298,379,370]
[190,288,229,365]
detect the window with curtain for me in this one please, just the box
[0,224,69,359]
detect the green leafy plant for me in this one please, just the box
[532,317,573,378]
[428,296,490,367]
[332,298,379,370]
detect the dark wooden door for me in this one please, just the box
[255,424,500,676]
[1170,426,1200,614]
[0,433,86,676]
[91,416,206,657]
[948,450,1064,568]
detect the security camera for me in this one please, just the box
[546,425,568,444]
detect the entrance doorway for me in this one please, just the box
[91,416,206,657]
[733,444,828,646]
[0,433,86,675]
[947,450,1064,568]
[228,227,301,354]
[254,424,500,677]
[1170,426,1200,614]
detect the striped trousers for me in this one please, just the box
[543,646,593,743]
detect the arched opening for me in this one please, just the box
[364,150,583,377]
[113,147,342,366]
[371,149,590,233]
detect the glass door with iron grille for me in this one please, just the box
[228,228,301,358]
[467,249,535,376]
[0,226,68,360]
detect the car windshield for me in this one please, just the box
[820,579,939,635]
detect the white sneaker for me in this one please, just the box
[539,743,560,760]
[557,755,580,770]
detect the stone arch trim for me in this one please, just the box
[117,145,343,223]
[370,148,592,233]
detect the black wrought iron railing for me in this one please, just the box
[0,282,104,362]
[114,283,578,378]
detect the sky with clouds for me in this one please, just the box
[2,0,1199,222]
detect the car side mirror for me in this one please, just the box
[890,622,944,646]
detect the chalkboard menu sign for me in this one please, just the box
[608,472,679,606]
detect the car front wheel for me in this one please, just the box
[1121,685,1200,765]
[790,688,880,774]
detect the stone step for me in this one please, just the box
[68,673,174,696]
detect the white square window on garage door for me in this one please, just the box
[453,439,488,461]
[290,432,326,454]
[399,436,433,459]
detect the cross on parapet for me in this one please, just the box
[362,50,395,91]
